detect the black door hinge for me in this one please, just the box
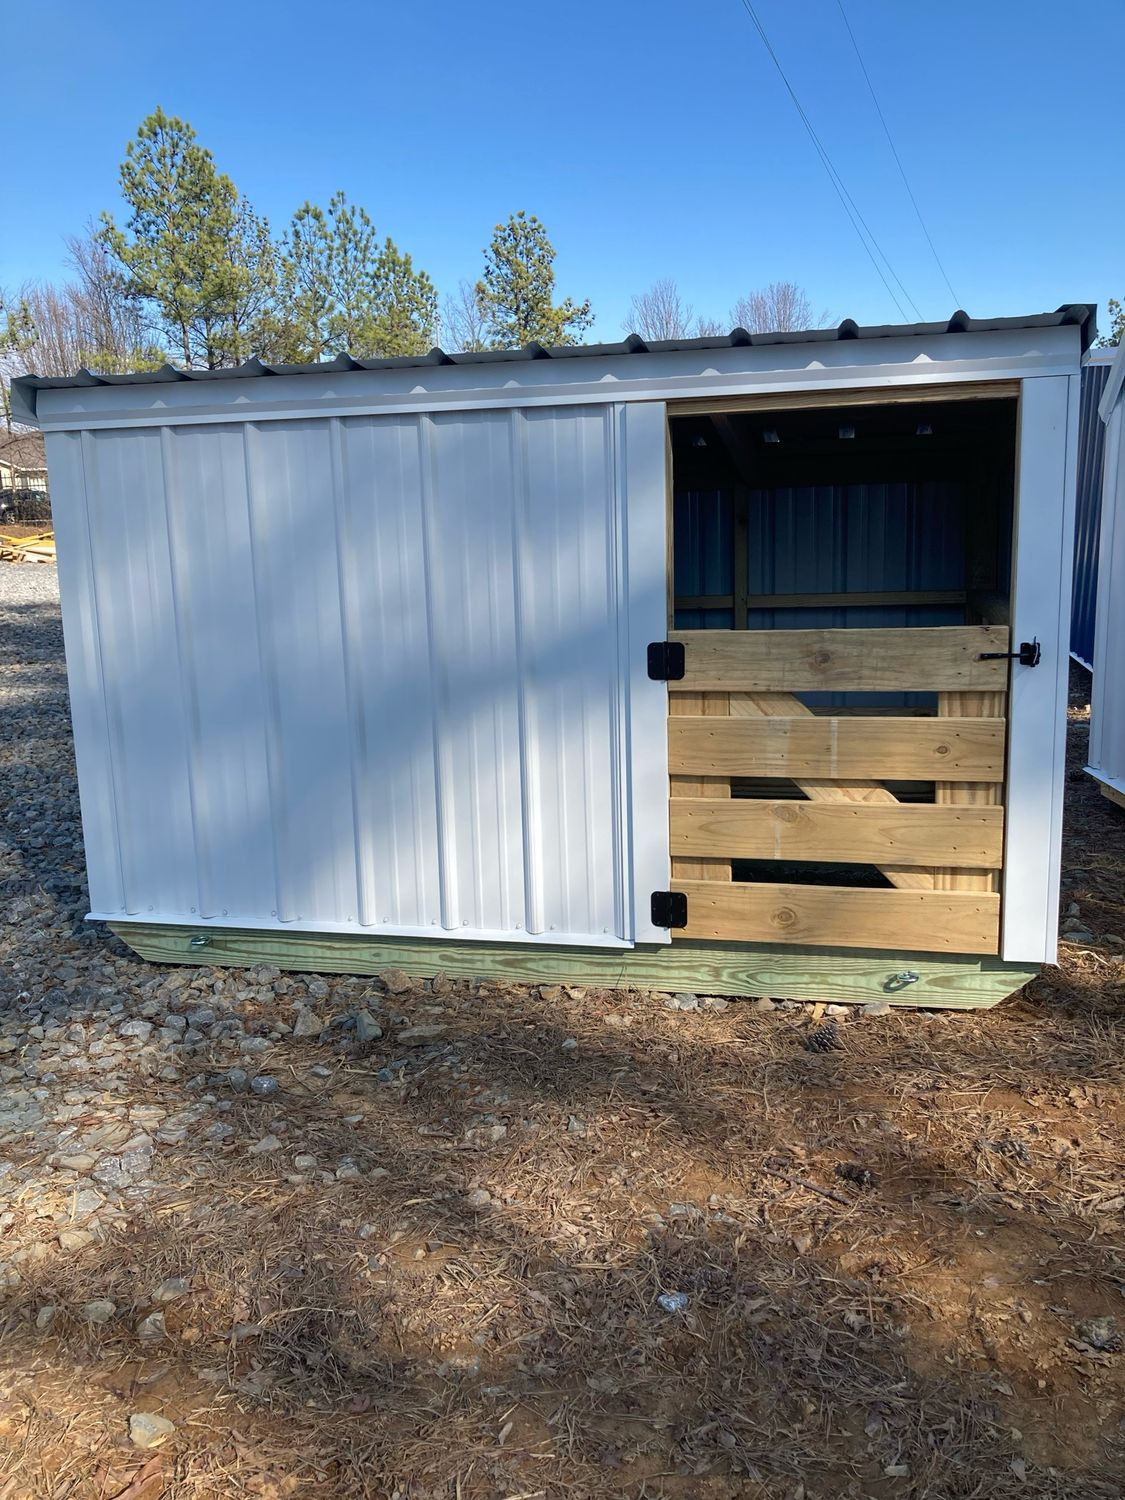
[978,638,1040,667]
[647,641,685,681]
[651,890,688,928]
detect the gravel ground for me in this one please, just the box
[1,561,1123,1499]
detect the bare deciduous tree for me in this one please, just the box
[730,281,826,333]
[10,233,164,380]
[440,278,488,353]
[625,278,697,341]
[694,316,725,337]
[67,230,162,369]
[0,232,166,426]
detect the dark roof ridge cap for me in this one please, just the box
[9,307,1096,427]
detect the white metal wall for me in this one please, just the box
[48,403,670,946]
[1002,375,1080,965]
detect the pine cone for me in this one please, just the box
[803,1019,842,1053]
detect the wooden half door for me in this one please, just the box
[666,625,1010,956]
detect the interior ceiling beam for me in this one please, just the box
[707,413,759,486]
[666,379,1020,418]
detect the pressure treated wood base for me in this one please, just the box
[108,923,1036,1011]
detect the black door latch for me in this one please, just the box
[978,638,1040,667]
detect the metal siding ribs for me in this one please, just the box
[71,405,648,948]
[1071,360,1111,666]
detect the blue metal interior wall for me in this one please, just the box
[674,480,967,707]
[1072,361,1111,668]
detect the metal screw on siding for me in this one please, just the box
[188,934,211,950]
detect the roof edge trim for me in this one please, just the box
[11,305,1096,427]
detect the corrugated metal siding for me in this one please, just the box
[1088,384,1125,789]
[1072,361,1111,667]
[744,480,966,623]
[673,489,734,628]
[674,479,968,705]
[50,404,656,947]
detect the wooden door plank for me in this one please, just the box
[669,691,731,882]
[727,691,935,892]
[669,715,1006,781]
[935,690,1007,892]
[670,626,1009,693]
[671,797,1004,869]
[674,879,1001,955]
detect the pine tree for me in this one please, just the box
[0,294,38,429]
[476,211,593,349]
[1096,297,1124,349]
[206,198,281,367]
[100,107,243,368]
[370,239,437,357]
[279,201,337,362]
[279,193,436,360]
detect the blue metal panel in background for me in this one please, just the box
[673,489,734,628]
[674,479,968,705]
[1072,360,1112,668]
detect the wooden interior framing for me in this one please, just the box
[665,379,1020,419]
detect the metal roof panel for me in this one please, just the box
[10,305,1096,426]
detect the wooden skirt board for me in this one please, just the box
[108,923,1036,1010]
[663,626,1012,958]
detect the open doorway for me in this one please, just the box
[664,389,1020,953]
[670,393,1018,640]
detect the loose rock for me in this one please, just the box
[152,1277,191,1304]
[58,1228,96,1252]
[136,1310,167,1342]
[291,1007,322,1038]
[129,1412,175,1449]
[355,1009,383,1043]
[397,1025,445,1044]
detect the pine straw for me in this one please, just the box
[0,681,1123,1497]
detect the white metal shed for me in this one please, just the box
[13,306,1092,1008]
[1088,336,1125,811]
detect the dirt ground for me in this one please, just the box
[0,565,1122,1499]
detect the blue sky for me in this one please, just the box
[3,0,1122,341]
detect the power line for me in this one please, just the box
[835,0,960,308]
[735,0,922,322]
